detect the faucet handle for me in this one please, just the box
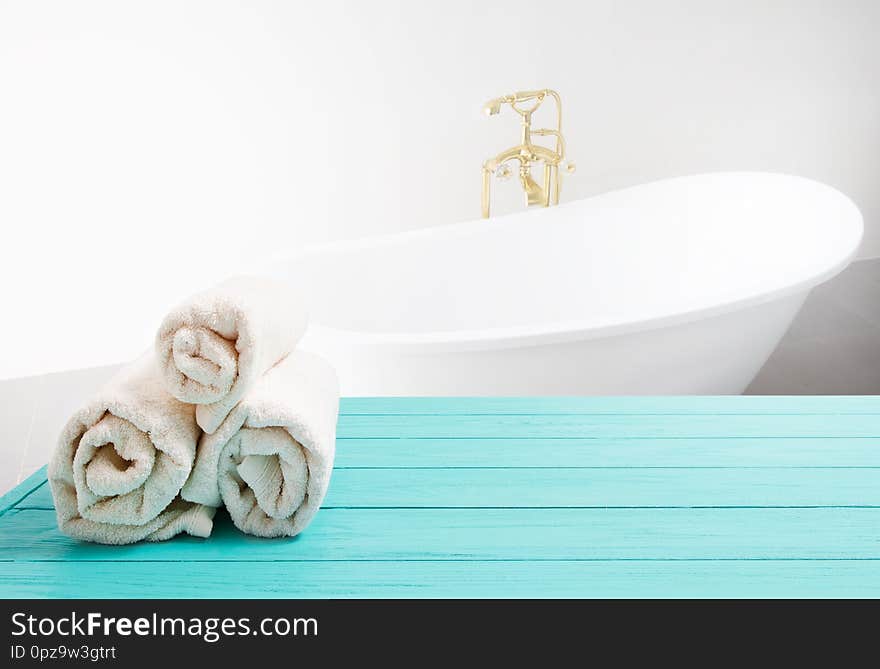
[494,163,512,181]
[566,161,576,174]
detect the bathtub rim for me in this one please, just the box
[279,172,864,355]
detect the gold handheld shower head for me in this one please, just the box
[483,98,504,116]
[483,90,551,117]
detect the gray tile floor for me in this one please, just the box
[746,257,880,394]
[1,258,878,496]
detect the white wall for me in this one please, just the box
[1,0,879,377]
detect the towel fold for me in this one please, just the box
[48,354,214,545]
[155,276,308,434]
[181,351,339,538]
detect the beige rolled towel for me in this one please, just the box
[155,276,308,434]
[181,351,339,538]
[48,354,215,545]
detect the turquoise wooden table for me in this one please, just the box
[2,397,880,598]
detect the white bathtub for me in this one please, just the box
[270,172,863,395]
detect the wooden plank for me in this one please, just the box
[15,434,880,475]
[339,396,880,415]
[2,507,879,562]
[0,470,48,516]
[336,413,880,439]
[332,437,880,468]
[2,559,879,599]
[17,467,880,510]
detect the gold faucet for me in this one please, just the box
[481,89,574,218]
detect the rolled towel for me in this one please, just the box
[155,276,308,434]
[181,351,339,538]
[48,354,215,545]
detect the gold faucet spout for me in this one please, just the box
[520,170,544,206]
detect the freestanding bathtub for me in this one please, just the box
[269,172,863,395]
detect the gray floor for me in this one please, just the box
[746,257,880,394]
[1,258,878,496]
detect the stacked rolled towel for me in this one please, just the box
[48,354,215,545]
[181,351,339,538]
[49,275,337,544]
[155,276,309,434]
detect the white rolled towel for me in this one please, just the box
[181,351,339,538]
[155,276,308,434]
[49,354,215,545]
